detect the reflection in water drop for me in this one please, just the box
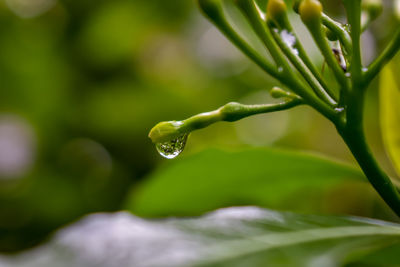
[156,134,189,159]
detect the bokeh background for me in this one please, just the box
[0,0,399,253]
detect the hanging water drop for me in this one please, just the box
[155,133,189,159]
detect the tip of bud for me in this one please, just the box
[148,121,184,143]
[299,0,322,24]
[267,0,287,22]
[270,87,290,99]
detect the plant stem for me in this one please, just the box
[274,13,337,102]
[339,75,400,216]
[305,18,349,91]
[365,27,400,85]
[234,0,292,71]
[197,0,281,80]
[339,125,400,217]
[343,0,363,85]
[269,25,337,106]
[322,13,352,54]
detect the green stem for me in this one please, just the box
[149,98,303,143]
[234,0,292,71]
[343,0,363,84]
[269,24,337,106]
[339,125,400,217]
[365,27,400,85]
[274,13,338,102]
[197,0,280,80]
[305,17,349,91]
[322,13,352,55]
[234,0,339,120]
[339,75,400,216]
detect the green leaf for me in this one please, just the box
[2,207,400,266]
[380,63,400,176]
[125,148,376,217]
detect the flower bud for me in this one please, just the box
[299,0,322,25]
[148,121,184,143]
[270,87,290,99]
[267,0,287,23]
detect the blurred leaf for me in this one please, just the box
[1,207,400,267]
[380,63,400,176]
[125,148,374,217]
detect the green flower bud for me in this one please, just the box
[267,0,287,23]
[362,0,383,21]
[148,121,184,143]
[270,87,290,99]
[299,0,323,25]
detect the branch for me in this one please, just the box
[365,28,400,85]
[197,0,280,80]
[343,0,363,84]
[234,0,292,71]
[149,97,303,143]
[269,23,337,106]
[321,14,352,55]
[299,1,349,91]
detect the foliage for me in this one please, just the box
[1,207,400,267]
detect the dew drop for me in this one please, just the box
[343,24,351,33]
[155,134,189,159]
[335,107,345,113]
[280,30,298,55]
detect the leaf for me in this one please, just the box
[125,148,377,217]
[1,207,399,267]
[380,63,400,176]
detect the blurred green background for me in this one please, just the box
[0,0,399,253]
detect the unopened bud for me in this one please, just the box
[149,121,184,143]
[299,0,322,25]
[267,0,287,24]
[270,87,290,99]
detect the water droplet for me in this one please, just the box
[280,30,298,55]
[335,107,345,113]
[362,67,368,72]
[343,24,351,33]
[345,72,351,78]
[155,134,189,159]
[278,66,284,73]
